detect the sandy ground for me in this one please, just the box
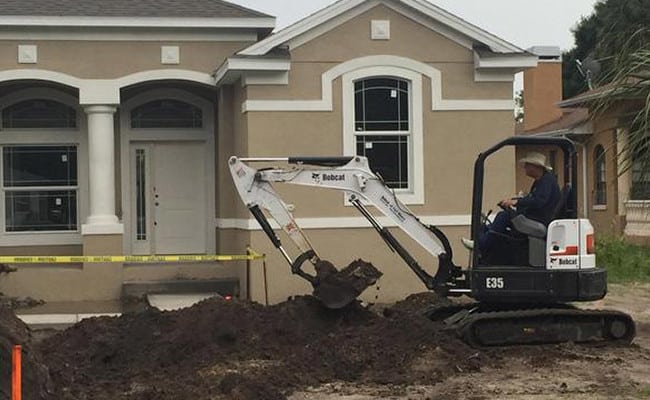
[290,283,650,400]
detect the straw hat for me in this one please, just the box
[518,151,552,171]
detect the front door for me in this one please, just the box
[131,142,206,255]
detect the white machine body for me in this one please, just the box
[546,219,596,270]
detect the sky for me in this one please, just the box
[234,0,600,52]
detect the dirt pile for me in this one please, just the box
[36,294,486,399]
[0,305,52,400]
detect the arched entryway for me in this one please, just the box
[120,86,216,255]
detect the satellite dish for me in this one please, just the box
[583,55,602,78]
[575,56,601,90]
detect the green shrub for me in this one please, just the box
[596,236,650,283]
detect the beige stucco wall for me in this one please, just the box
[248,5,511,102]
[234,4,516,220]
[234,4,516,304]
[0,37,247,302]
[0,235,123,302]
[247,225,471,305]
[0,41,253,78]
[0,4,519,304]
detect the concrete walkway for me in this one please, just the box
[16,293,221,327]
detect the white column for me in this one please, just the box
[82,105,123,235]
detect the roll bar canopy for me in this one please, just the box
[470,136,579,267]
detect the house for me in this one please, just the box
[0,0,536,305]
[517,47,650,245]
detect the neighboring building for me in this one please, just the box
[517,47,650,245]
[0,0,535,305]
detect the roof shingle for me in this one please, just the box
[0,0,271,19]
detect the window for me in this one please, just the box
[594,145,606,205]
[631,137,650,200]
[131,99,202,128]
[2,99,76,129]
[0,94,81,238]
[354,78,410,189]
[3,146,78,231]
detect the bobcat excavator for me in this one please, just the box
[229,136,635,346]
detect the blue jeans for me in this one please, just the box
[478,211,512,254]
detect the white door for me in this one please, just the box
[131,142,207,255]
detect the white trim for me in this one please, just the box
[115,69,215,89]
[592,205,607,211]
[474,53,538,69]
[342,66,424,204]
[241,0,369,55]
[120,88,216,256]
[0,29,258,42]
[241,71,290,86]
[0,69,215,106]
[216,215,470,230]
[81,223,124,235]
[281,0,475,54]
[286,1,380,51]
[0,69,83,88]
[18,313,121,325]
[242,55,514,113]
[0,16,275,29]
[214,57,291,85]
[239,0,522,56]
[473,71,515,82]
[436,100,513,111]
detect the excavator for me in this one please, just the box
[229,136,635,346]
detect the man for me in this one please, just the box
[462,151,560,255]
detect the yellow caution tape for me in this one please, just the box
[0,252,265,264]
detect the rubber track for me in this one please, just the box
[453,307,636,347]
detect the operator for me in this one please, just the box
[462,151,560,254]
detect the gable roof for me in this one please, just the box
[239,0,526,56]
[0,0,271,18]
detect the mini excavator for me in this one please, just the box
[229,136,635,346]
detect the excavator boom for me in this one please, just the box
[229,155,463,308]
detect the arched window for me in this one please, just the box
[131,99,202,128]
[594,145,607,205]
[2,99,76,129]
[354,77,410,189]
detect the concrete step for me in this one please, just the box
[122,278,239,298]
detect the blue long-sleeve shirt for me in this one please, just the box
[517,171,560,224]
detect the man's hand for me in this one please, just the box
[500,198,518,208]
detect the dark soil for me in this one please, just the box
[0,305,51,400]
[0,289,628,400]
[30,293,492,400]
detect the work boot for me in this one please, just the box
[461,237,474,250]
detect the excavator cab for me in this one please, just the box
[467,137,608,303]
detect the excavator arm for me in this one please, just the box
[229,155,463,308]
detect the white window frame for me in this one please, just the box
[343,66,424,204]
[0,88,87,246]
[593,145,607,206]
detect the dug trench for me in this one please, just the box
[1,285,649,399]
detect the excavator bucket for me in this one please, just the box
[312,259,383,309]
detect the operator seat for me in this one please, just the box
[511,184,572,267]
